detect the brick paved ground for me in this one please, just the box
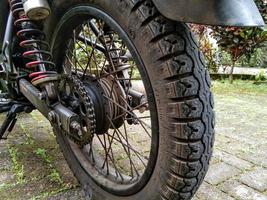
[193,92,267,200]
[0,88,266,200]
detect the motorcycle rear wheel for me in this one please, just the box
[49,1,215,199]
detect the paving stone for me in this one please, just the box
[46,188,88,200]
[205,162,241,185]
[217,138,254,156]
[214,134,233,150]
[0,148,12,171]
[0,177,64,200]
[240,167,267,192]
[210,155,221,165]
[239,151,267,168]
[0,141,6,148]
[216,123,267,146]
[195,182,234,200]
[214,150,253,170]
[0,171,15,184]
[219,179,267,200]
[1,86,267,199]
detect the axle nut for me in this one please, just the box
[70,122,83,137]
[48,111,56,123]
[70,121,81,131]
[38,92,46,100]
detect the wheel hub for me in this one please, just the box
[59,75,96,146]
[84,76,127,135]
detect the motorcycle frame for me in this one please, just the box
[0,10,18,98]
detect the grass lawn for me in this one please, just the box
[212,80,267,95]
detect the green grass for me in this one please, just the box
[34,148,64,185]
[8,145,26,184]
[30,187,69,200]
[212,80,267,95]
[34,148,51,166]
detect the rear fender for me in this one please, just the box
[152,0,265,27]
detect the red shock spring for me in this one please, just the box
[9,0,57,86]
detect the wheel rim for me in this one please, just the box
[53,6,159,196]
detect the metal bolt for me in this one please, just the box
[48,111,56,123]
[71,121,83,137]
[38,92,46,100]
[71,121,80,130]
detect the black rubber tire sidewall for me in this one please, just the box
[48,1,215,200]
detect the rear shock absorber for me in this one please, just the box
[9,0,58,99]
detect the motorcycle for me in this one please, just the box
[0,0,264,199]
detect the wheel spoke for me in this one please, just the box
[108,116,148,160]
[77,35,106,54]
[113,101,149,120]
[122,117,139,177]
[95,134,125,180]
[104,94,152,138]
[102,130,115,169]
[63,17,154,188]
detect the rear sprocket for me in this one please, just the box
[59,75,96,146]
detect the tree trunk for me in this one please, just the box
[229,61,235,84]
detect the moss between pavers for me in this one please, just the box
[1,80,266,199]
[0,179,69,200]
[0,113,77,200]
